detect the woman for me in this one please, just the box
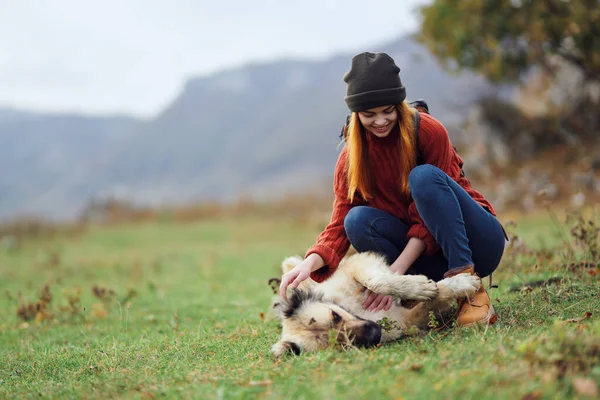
[279,52,506,326]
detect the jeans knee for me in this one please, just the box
[344,206,371,245]
[409,164,444,198]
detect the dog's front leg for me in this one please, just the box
[355,271,438,301]
[341,252,438,301]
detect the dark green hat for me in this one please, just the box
[343,52,406,112]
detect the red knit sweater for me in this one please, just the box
[306,112,496,283]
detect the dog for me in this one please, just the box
[271,252,481,357]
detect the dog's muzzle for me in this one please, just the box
[352,320,382,347]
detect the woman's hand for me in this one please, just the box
[279,254,324,300]
[362,291,393,312]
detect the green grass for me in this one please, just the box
[0,209,598,399]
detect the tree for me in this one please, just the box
[418,0,600,83]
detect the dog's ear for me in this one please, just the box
[283,289,323,318]
[283,289,307,318]
[271,340,302,357]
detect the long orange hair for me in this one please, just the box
[346,101,416,202]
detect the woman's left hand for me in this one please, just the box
[362,290,393,312]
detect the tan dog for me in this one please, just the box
[271,252,481,356]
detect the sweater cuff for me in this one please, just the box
[305,244,341,283]
[406,224,440,256]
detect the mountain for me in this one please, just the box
[0,109,141,219]
[0,36,491,220]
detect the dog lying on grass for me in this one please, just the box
[271,252,481,356]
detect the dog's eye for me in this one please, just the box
[331,311,342,324]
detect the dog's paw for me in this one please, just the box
[439,274,481,297]
[404,275,439,301]
[271,340,301,357]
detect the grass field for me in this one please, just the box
[1,207,598,399]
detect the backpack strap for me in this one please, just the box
[413,110,425,166]
[409,99,429,166]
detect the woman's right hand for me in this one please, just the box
[279,254,324,300]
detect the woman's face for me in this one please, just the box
[357,105,398,138]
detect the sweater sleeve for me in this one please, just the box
[306,148,355,283]
[406,113,464,256]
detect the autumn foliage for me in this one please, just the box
[419,0,600,82]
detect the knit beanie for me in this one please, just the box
[343,52,406,112]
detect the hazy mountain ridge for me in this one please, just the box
[1,36,491,220]
[0,109,141,218]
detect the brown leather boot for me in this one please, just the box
[444,266,497,327]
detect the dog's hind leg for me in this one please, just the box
[437,274,481,300]
[403,286,459,329]
[403,274,481,329]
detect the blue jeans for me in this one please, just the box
[343,165,506,281]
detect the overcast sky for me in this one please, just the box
[1,0,428,117]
